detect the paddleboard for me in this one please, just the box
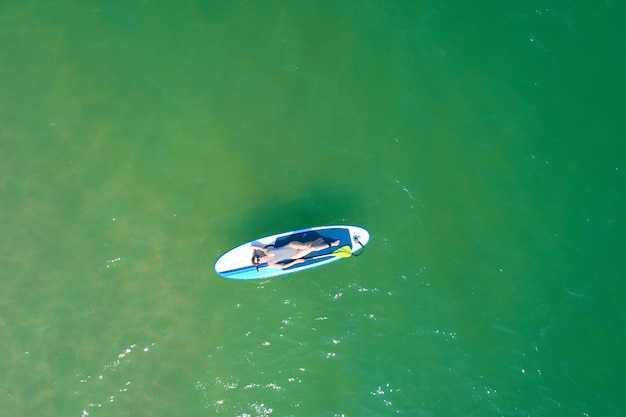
[214,225,370,280]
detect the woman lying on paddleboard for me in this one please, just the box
[251,238,339,269]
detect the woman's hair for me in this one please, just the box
[251,245,272,271]
[251,254,262,271]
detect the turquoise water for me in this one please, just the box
[1,1,625,416]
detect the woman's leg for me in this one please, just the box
[288,238,324,249]
[293,240,340,258]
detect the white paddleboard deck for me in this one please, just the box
[215,225,370,280]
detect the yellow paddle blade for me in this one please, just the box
[331,245,353,258]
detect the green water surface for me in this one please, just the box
[1,1,625,416]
